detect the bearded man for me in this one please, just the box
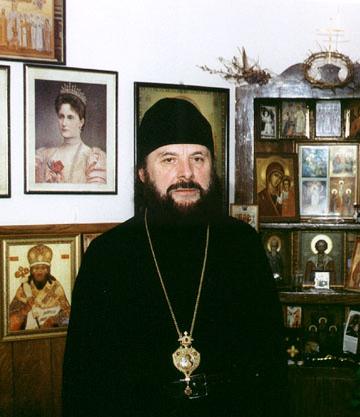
[62,98,288,417]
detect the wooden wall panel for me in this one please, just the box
[51,337,66,417]
[0,343,13,416]
[13,340,52,417]
[0,223,116,417]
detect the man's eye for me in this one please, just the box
[161,157,176,164]
[192,156,204,163]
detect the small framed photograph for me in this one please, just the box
[134,82,229,211]
[0,66,10,197]
[314,272,330,289]
[345,100,360,138]
[0,0,65,64]
[315,100,342,137]
[1,235,81,341]
[299,231,344,287]
[286,306,302,328]
[345,237,360,292]
[343,310,360,354]
[25,65,118,194]
[255,153,299,222]
[281,101,309,138]
[259,104,277,139]
[230,204,258,231]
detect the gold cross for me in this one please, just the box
[287,345,299,358]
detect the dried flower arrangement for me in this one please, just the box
[198,47,271,86]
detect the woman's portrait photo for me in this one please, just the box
[25,65,118,193]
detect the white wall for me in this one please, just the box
[2,0,360,225]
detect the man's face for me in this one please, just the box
[138,144,212,208]
[31,264,49,283]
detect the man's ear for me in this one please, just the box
[138,168,145,183]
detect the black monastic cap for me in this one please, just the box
[137,98,214,164]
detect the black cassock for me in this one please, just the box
[62,213,288,417]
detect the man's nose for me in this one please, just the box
[177,158,194,180]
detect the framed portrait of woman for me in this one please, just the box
[24,65,118,193]
[0,65,10,198]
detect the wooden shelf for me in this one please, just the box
[261,222,360,230]
[280,289,360,305]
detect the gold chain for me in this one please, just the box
[144,208,209,339]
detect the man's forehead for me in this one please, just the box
[152,143,211,156]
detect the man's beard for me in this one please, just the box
[138,169,223,224]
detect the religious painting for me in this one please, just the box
[300,146,328,178]
[299,231,344,288]
[299,145,357,218]
[255,153,299,222]
[0,0,65,64]
[345,100,360,139]
[230,204,258,231]
[345,237,360,292]
[315,100,342,138]
[281,101,309,138]
[329,177,355,217]
[134,82,229,212]
[286,306,302,328]
[24,65,118,193]
[259,104,277,139]
[343,310,360,354]
[0,66,10,197]
[1,235,81,341]
[301,180,327,216]
[260,229,292,287]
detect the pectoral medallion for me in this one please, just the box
[172,332,201,396]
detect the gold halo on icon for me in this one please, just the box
[310,234,333,254]
[267,235,282,252]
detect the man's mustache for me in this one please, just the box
[167,181,203,194]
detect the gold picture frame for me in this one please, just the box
[1,235,80,341]
[0,0,65,64]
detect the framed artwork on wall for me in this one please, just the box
[315,100,342,138]
[1,235,80,341]
[255,153,299,222]
[299,231,344,288]
[259,104,277,139]
[345,237,360,292]
[230,204,258,231]
[280,101,309,138]
[24,65,118,194]
[345,100,360,138]
[260,229,292,286]
[0,0,65,64]
[134,82,229,212]
[299,144,357,217]
[0,65,10,198]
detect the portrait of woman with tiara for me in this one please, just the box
[35,83,107,184]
